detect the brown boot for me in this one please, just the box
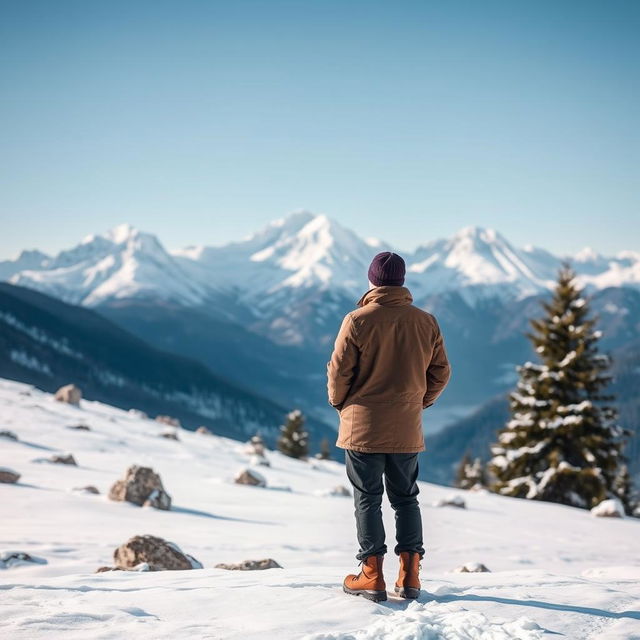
[394,551,421,599]
[343,555,387,602]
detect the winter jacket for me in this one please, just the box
[327,285,451,453]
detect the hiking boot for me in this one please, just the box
[394,551,421,599]
[343,555,387,602]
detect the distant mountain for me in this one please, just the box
[0,282,335,450]
[3,211,640,421]
[0,249,50,281]
[6,213,640,336]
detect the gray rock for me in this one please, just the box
[0,467,20,484]
[160,430,179,441]
[215,558,282,571]
[113,535,202,571]
[54,384,82,406]
[108,465,172,510]
[234,468,266,487]
[454,562,490,573]
[67,424,91,431]
[50,454,78,466]
[0,430,17,441]
[74,485,100,494]
[0,551,47,569]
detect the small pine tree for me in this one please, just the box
[315,437,331,460]
[455,452,486,490]
[277,409,309,459]
[489,264,631,511]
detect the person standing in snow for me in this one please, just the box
[327,252,451,602]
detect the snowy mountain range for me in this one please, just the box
[3,212,640,420]
[4,211,640,320]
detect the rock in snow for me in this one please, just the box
[108,465,172,510]
[160,430,180,441]
[50,454,78,466]
[215,558,282,571]
[591,498,625,518]
[0,430,18,441]
[67,423,91,431]
[54,384,82,406]
[0,467,21,483]
[113,535,202,571]
[433,494,466,509]
[234,468,266,487]
[73,485,100,494]
[196,426,212,435]
[0,551,47,569]
[455,562,491,573]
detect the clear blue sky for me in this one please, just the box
[1,0,638,259]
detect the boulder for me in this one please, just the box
[55,384,82,406]
[155,415,181,428]
[67,424,91,431]
[591,498,625,518]
[96,566,122,573]
[215,558,282,571]
[0,430,17,441]
[234,468,266,487]
[73,485,100,494]
[454,562,490,573]
[108,465,172,510]
[433,494,466,509]
[0,467,20,484]
[113,535,202,571]
[160,430,179,441]
[196,426,212,435]
[0,551,47,569]
[50,454,78,466]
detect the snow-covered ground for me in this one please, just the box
[1,378,639,639]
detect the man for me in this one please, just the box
[327,251,451,603]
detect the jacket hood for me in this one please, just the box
[357,285,413,308]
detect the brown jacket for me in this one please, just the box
[327,286,451,453]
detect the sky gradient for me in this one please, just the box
[1,0,638,259]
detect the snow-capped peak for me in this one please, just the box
[105,222,139,245]
[574,247,602,263]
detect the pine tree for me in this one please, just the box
[455,452,486,490]
[315,437,331,460]
[277,409,309,459]
[489,264,631,511]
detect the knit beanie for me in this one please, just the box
[367,252,406,287]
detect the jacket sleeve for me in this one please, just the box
[423,325,451,409]
[327,313,360,410]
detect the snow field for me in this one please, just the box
[1,378,639,639]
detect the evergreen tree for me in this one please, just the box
[277,409,309,459]
[455,452,486,490]
[315,437,331,460]
[489,264,631,511]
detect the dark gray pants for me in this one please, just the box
[345,450,425,561]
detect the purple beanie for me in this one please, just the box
[368,252,406,287]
